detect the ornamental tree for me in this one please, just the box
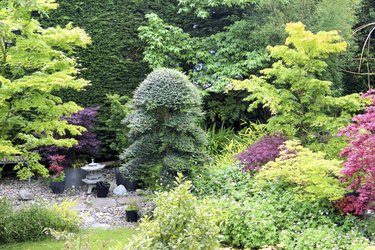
[0,0,91,179]
[230,22,363,143]
[257,140,345,202]
[139,0,358,91]
[39,107,101,167]
[336,90,375,215]
[120,68,207,186]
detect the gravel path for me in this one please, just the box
[0,168,149,229]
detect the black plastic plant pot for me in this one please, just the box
[50,181,65,194]
[116,171,138,191]
[31,10,40,17]
[96,181,110,198]
[126,210,138,222]
[11,29,21,35]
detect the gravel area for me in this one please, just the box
[0,167,149,229]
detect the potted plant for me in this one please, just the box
[49,155,65,194]
[125,198,139,222]
[96,180,110,198]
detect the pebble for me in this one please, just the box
[0,168,147,229]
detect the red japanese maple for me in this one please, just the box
[337,90,375,215]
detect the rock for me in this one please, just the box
[19,189,33,200]
[113,185,127,196]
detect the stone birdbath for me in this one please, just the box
[81,159,105,194]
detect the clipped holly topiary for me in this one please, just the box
[235,134,286,172]
[257,140,345,201]
[120,68,207,186]
[336,90,375,215]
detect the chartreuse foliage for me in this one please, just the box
[124,174,220,250]
[230,22,363,142]
[0,0,91,179]
[120,68,206,186]
[257,140,345,201]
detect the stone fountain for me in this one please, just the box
[81,159,105,194]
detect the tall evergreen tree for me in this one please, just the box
[120,68,207,186]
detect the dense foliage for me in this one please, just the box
[230,22,363,144]
[221,187,370,249]
[103,94,132,158]
[139,0,359,91]
[336,90,375,215]
[236,134,286,171]
[257,140,345,201]
[39,107,101,167]
[0,0,90,179]
[0,198,79,244]
[120,68,207,186]
[41,0,209,157]
[125,174,221,250]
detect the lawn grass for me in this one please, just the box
[0,227,135,250]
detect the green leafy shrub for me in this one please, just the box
[120,68,207,186]
[223,197,279,248]
[306,136,347,160]
[206,124,238,156]
[0,198,80,244]
[221,185,370,249]
[124,174,221,250]
[103,94,132,158]
[257,140,345,201]
[192,162,253,200]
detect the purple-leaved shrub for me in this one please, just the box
[236,134,286,171]
[39,107,101,166]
